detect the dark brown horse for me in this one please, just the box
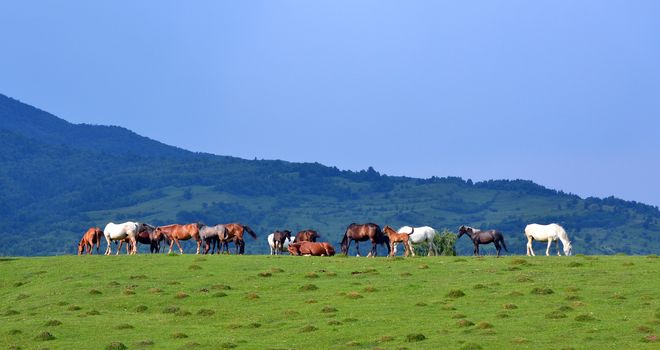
[382,226,414,257]
[218,223,257,255]
[117,224,166,254]
[271,230,292,255]
[295,229,319,242]
[340,223,390,257]
[153,223,203,254]
[288,242,335,256]
[458,225,508,257]
[77,227,104,255]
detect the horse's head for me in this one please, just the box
[457,225,467,238]
[284,230,292,240]
[288,243,301,256]
[563,241,573,256]
[77,241,84,255]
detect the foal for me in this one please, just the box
[382,226,414,257]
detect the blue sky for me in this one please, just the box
[1,1,659,205]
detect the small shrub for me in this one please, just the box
[321,306,338,313]
[406,333,426,342]
[89,289,102,295]
[299,284,318,291]
[197,309,215,316]
[35,331,55,341]
[44,320,62,327]
[575,313,597,321]
[171,332,188,338]
[503,303,517,310]
[531,287,554,295]
[105,342,127,350]
[457,319,474,327]
[175,292,189,299]
[446,289,465,298]
[300,325,318,332]
[545,311,567,319]
[135,305,148,312]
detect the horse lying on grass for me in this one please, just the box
[288,242,335,256]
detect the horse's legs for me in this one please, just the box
[105,236,111,255]
[546,240,552,256]
[355,241,361,257]
[392,242,398,255]
[174,239,184,254]
[195,239,201,255]
[555,240,561,256]
[494,242,501,257]
[370,240,377,258]
[168,239,175,254]
[526,237,535,256]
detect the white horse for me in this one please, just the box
[104,222,141,255]
[524,223,573,256]
[395,226,438,256]
[267,233,295,255]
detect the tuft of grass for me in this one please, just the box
[400,272,413,277]
[248,322,261,328]
[509,258,528,265]
[379,335,394,342]
[345,340,361,347]
[452,313,467,319]
[115,323,133,329]
[612,293,626,300]
[306,299,318,304]
[363,285,377,293]
[511,337,529,344]
[418,264,429,269]
[16,293,29,300]
[300,325,318,332]
[305,272,319,278]
[476,321,493,329]
[86,310,101,316]
[135,305,148,312]
[197,309,215,316]
[459,342,483,350]
[175,292,189,299]
[130,274,147,279]
[321,306,338,313]
[299,284,318,291]
[270,267,285,273]
[406,333,426,342]
[67,305,82,311]
[568,261,583,267]
[175,310,192,316]
[565,294,581,301]
[503,303,518,310]
[89,289,102,295]
[162,305,180,314]
[328,320,342,325]
[557,305,574,312]
[212,292,228,298]
[212,284,231,290]
[514,274,533,282]
[171,332,188,338]
[641,335,658,343]
[188,265,202,270]
[496,312,510,319]
[545,311,568,319]
[623,261,634,266]
[148,288,163,293]
[507,291,523,297]
[137,340,154,346]
[531,287,554,295]
[220,342,237,349]
[346,291,363,299]
[4,309,20,316]
[457,319,475,327]
[123,288,136,295]
[575,313,597,321]
[446,289,466,298]
[106,342,128,350]
[35,331,56,341]
[8,329,22,335]
[442,304,456,310]
[167,281,181,285]
[245,292,259,299]
[473,283,488,289]
[108,281,120,287]
[637,326,653,333]
[343,317,358,323]
[44,320,62,326]
[416,302,428,307]
[258,271,272,277]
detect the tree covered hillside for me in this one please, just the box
[1,93,659,256]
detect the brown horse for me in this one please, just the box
[340,223,390,257]
[77,227,104,255]
[382,226,414,257]
[117,224,166,254]
[153,223,203,254]
[288,242,335,256]
[458,225,508,257]
[295,229,319,242]
[218,223,257,255]
[271,230,292,255]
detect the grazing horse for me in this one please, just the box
[154,223,203,254]
[288,242,335,256]
[295,229,319,242]
[219,223,258,254]
[396,226,438,256]
[118,224,168,254]
[269,230,292,255]
[199,224,228,254]
[103,222,142,255]
[524,223,573,256]
[383,226,414,257]
[458,225,508,257]
[340,223,390,257]
[78,227,103,255]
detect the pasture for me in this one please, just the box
[1,255,658,349]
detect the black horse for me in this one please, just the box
[458,225,508,257]
[340,223,390,257]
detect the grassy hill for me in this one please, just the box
[1,93,660,256]
[0,255,658,349]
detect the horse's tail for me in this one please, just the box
[243,225,257,239]
[407,227,415,235]
[340,227,350,254]
[500,235,508,252]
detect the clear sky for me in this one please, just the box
[1,1,659,206]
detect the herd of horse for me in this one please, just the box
[78,221,573,257]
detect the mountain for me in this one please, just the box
[1,93,659,256]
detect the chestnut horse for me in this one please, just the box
[288,242,335,256]
[218,223,257,255]
[458,225,508,257]
[295,229,319,242]
[154,223,203,254]
[340,223,390,257]
[382,226,414,257]
[78,227,104,255]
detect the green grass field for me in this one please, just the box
[1,255,658,349]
